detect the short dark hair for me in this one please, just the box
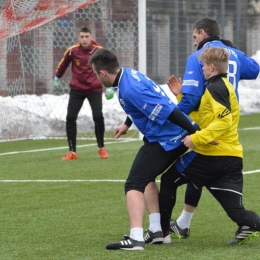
[80,27,91,34]
[89,48,120,74]
[193,17,220,38]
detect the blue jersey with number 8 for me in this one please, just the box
[182,40,260,101]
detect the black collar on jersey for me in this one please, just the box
[198,37,235,51]
[206,73,227,83]
[197,37,220,50]
[112,68,122,87]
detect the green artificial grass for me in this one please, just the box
[1,113,260,259]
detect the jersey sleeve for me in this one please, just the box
[177,93,201,114]
[124,80,177,126]
[55,47,73,78]
[182,53,206,97]
[239,51,260,80]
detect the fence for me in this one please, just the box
[0,0,259,140]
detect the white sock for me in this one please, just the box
[148,213,162,232]
[177,210,193,229]
[130,227,144,242]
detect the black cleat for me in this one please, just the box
[106,235,145,250]
[144,229,164,244]
[227,226,259,245]
[170,220,190,239]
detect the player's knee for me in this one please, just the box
[93,115,104,123]
[184,185,202,207]
[66,115,77,123]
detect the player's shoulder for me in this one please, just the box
[93,44,102,49]
[64,44,80,54]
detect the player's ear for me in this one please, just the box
[99,70,106,77]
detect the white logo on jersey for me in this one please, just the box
[183,80,199,87]
[149,104,162,121]
[131,69,140,82]
[170,130,187,142]
[120,99,126,106]
[142,103,147,110]
[187,71,194,75]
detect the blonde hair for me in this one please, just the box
[199,47,229,73]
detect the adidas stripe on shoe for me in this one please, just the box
[170,220,190,239]
[106,235,144,250]
[227,226,260,245]
[144,229,164,244]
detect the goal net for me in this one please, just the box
[0,0,139,140]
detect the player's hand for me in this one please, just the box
[53,76,61,90]
[182,135,196,149]
[115,124,129,139]
[167,75,182,96]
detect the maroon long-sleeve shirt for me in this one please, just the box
[55,40,102,92]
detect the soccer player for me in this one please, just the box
[160,47,260,245]
[88,48,199,250]
[53,27,109,160]
[167,17,260,239]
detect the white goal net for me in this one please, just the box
[0,0,139,140]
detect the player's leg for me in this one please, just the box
[87,91,108,159]
[144,182,161,231]
[106,141,186,250]
[159,164,188,240]
[170,184,202,238]
[144,145,188,244]
[62,89,85,160]
[207,157,260,245]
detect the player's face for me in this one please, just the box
[91,64,112,87]
[202,63,213,80]
[78,32,92,49]
[193,29,206,47]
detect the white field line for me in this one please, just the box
[239,126,260,131]
[0,139,139,156]
[0,168,259,183]
[0,135,259,183]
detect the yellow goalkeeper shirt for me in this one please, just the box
[190,73,243,158]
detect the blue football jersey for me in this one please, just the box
[116,68,195,151]
[182,40,260,101]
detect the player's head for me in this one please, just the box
[193,18,220,47]
[78,27,92,49]
[199,47,229,80]
[89,48,120,87]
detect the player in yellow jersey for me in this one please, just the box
[159,47,260,245]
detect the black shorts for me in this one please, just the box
[176,151,243,193]
[124,140,188,193]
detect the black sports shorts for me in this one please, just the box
[124,139,188,194]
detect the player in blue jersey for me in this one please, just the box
[166,17,260,240]
[89,48,199,250]
[160,46,260,245]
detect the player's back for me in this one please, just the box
[203,41,260,98]
[183,40,260,100]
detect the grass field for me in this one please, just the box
[1,113,260,260]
